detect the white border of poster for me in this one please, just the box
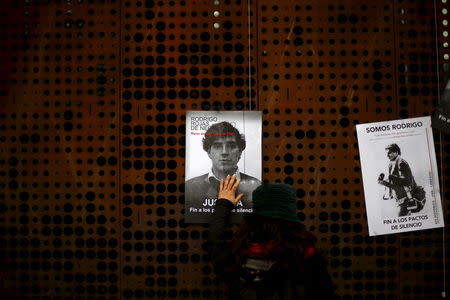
[356,116,444,236]
[185,111,262,223]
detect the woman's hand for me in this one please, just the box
[218,174,244,206]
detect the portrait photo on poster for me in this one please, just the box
[375,141,428,218]
[185,111,262,223]
[432,79,450,134]
[356,116,444,236]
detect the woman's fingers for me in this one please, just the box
[232,178,240,191]
[225,174,231,188]
[217,174,242,205]
[224,174,234,190]
[219,178,224,192]
[235,193,244,204]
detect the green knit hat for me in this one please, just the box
[250,183,300,223]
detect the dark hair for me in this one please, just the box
[230,215,321,272]
[202,121,246,152]
[385,143,401,155]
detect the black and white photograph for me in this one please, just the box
[185,111,262,223]
[432,79,450,134]
[356,116,444,236]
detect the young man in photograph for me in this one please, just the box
[185,121,261,218]
[377,143,425,216]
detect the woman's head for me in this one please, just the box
[250,183,299,223]
[232,215,317,269]
[232,183,317,261]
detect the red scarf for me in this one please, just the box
[246,240,315,259]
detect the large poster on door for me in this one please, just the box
[356,116,444,236]
[185,111,262,223]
